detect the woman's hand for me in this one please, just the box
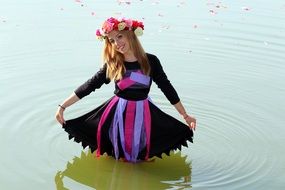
[173,101,197,131]
[55,106,66,125]
[54,93,80,125]
[184,114,196,131]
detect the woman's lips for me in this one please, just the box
[117,44,125,51]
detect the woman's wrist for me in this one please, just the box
[58,104,66,110]
[181,112,189,119]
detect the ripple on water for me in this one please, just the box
[183,96,278,189]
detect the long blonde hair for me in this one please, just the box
[102,30,150,81]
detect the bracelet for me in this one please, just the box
[58,104,66,110]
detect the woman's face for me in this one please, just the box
[107,30,132,55]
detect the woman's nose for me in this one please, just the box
[114,39,120,46]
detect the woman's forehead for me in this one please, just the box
[107,30,121,39]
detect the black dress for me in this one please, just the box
[63,53,193,162]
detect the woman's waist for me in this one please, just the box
[114,89,149,101]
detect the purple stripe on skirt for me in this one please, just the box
[109,98,127,159]
[117,100,131,161]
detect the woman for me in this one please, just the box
[55,17,196,162]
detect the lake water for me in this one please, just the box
[1,0,285,189]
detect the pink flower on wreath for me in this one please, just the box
[102,20,114,33]
[124,19,133,28]
[96,29,101,36]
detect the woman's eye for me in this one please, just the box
[117,35,123,39]
[109,39,115,43]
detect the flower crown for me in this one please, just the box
[96,17,144,40]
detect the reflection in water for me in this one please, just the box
[55,150,192,190]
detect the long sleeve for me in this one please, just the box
[149,54,180,105]
[74,64,110,99]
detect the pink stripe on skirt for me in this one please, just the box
[96,96,119,157]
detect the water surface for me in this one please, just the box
[1,0,285,189]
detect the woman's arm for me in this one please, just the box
[74,64,110,99]
[150,54,180,105]
[174,101,197,131]
[55,64,110,125]
[149,54,196,130]
[55,92,80,125]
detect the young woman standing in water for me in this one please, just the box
[55,17,196,162]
